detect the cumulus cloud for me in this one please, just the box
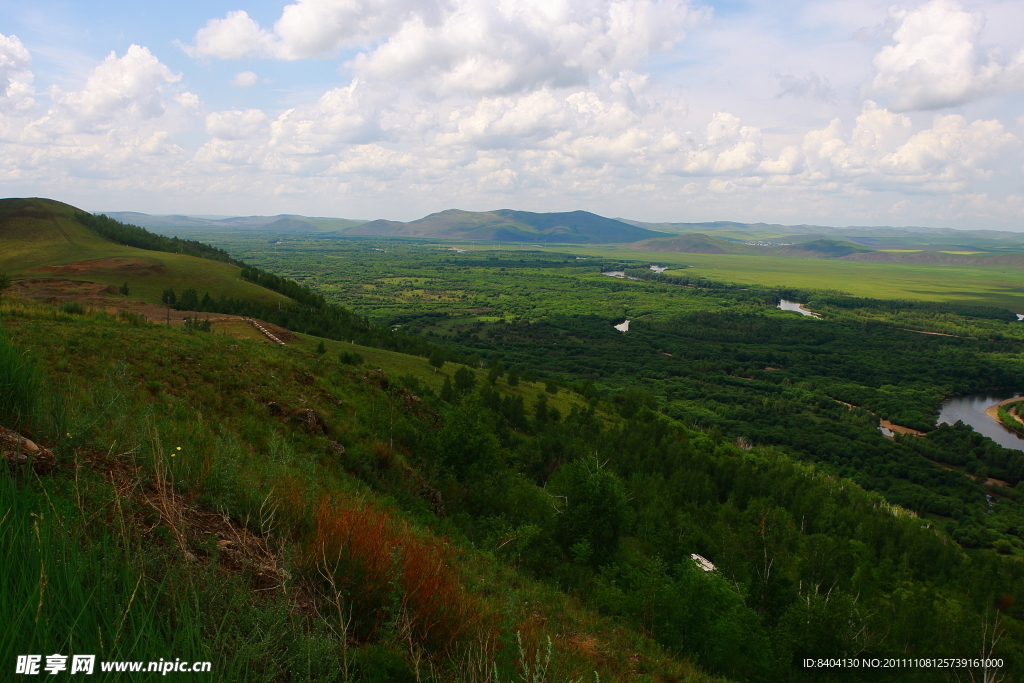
[0,43,195,185]
[0,33,35,112]
[206,109,268,140]
[41,45,182,133]
[870,0,1024,110]
[231,71,259,87]
[182,0,709,96]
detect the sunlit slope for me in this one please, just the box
[0,198,289,306]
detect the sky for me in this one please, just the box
[1,0,1023,229]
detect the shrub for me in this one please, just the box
[339,350,364,365]
[118,309,146,327]
[59,301,84,315]
[301,495,483,652]
[182,316,211,332]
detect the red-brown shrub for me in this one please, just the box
[302,494,486,651]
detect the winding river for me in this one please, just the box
[937,392,1024,450]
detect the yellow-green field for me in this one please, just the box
[437,242,1024,310]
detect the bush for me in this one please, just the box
[59,301,84,315]
[182,316,211,332]
[339,350,364,366]
[118,309,146,327]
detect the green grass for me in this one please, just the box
[0,299,712,683]
[0,327,37,425]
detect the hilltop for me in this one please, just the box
[345,208,663,243]
[0,198,289,308]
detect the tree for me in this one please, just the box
[315,340,326,355]
[487,360,504,385]
[506,366,520,387]
[534,393,549,428]
[440,376,456,404]
[544,379,558,395]
[161,288,176,306]
[428,348,445,373]
[176,288,199,311]
[119,282,130,296]
[0,272,10,292]
[548,458,631,566]
[454,366,476,395]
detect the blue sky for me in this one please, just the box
[1,0,1023,228]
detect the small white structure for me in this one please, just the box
[613,320,630,333]
[691,553,716,572]
[649,265,667,273]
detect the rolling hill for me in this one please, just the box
[102,211,367,233]
[0,198,289,307]
[344,208,664,243]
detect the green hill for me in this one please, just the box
[0,198,289,307]
[629,233,758,254]
[345,209,663,243]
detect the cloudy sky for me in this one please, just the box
[1,0,1023,228]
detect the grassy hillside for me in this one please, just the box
[346,209,663,243]
[0,198,290,307]
[0,296,718,683]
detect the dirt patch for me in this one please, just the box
[880,419,926,437]
[10,278,119,299]
[31,256,166,275]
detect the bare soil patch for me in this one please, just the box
[31,256,166,275]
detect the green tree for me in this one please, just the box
[118,282,130,296]
[548,459,631,566]
[428,347,445,373]
[0,272,10,292]
[176,288,199,311]
[440,376,456,404]
[544,379,558,395]
[454,366,476,395]
[506,366,520,387]
[487,360,504,385]
[534,392,549,429]
[161,288,176,306]
[315,340,326,355]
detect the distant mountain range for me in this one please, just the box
[99,208,1024,258]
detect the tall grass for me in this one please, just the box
[0,474,208,678]
[0,327,37,426]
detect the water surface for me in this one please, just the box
[937,392,1024,451]
[778,300,818,317]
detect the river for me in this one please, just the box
[778,300,819,317]
[937,392,1024,450]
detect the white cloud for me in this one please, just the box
[870,0,1024,110]
[0,33,35,113]
[231,71,259,87]
[0,44,194,184]
[41,45,182,133]
[183,0,709,96]
[206,109,268,140]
